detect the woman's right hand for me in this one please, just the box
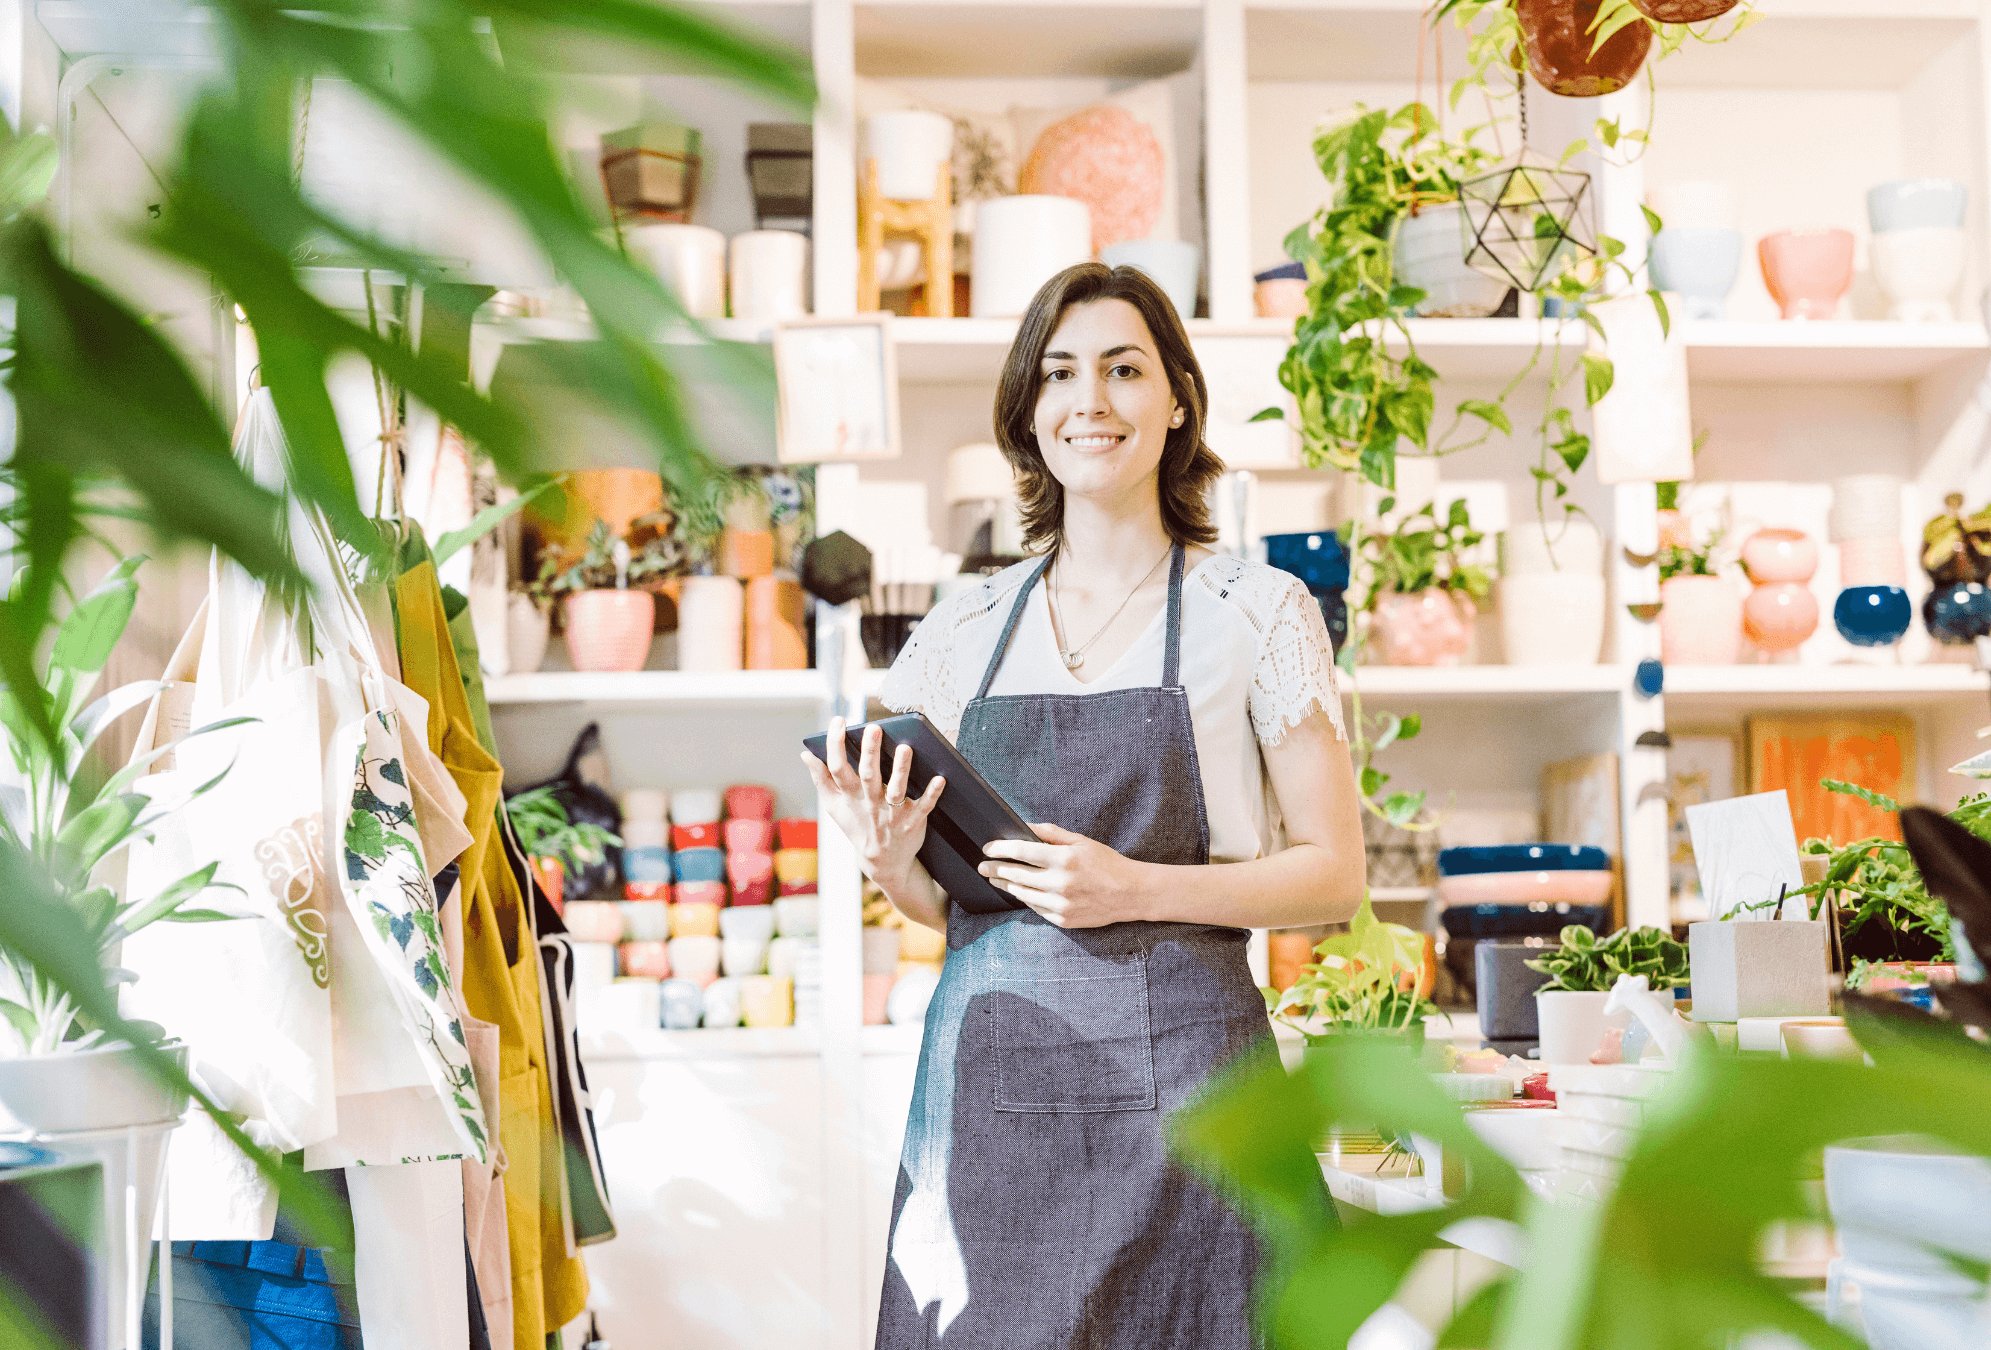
[801,718,945,891]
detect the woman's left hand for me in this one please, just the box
[978,824,1152,928]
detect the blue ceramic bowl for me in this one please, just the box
[1648,228,1742,321]
[1834,585,1913,647]
[1438,844,1611,877]
[1263,531,1350,593]
[1439,903,1612,939]
[671,846,727,884]
[1868,179,1968,233]
[1925,582,1991,645]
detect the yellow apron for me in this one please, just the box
[395,558,590,1346]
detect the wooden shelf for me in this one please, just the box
[855,0,1202,79]
[578,1025,823,1061]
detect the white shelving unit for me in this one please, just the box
[26,0,1991,1347]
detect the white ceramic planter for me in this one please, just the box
[1501,517,1604,577]
[728,229,810,323]
[506,592,551,676]
[970,195,1091,318]
[622,222,727,319]
[1393,204,1507,318]
[1872,226,1965,323]
[1659,574,1743,665]
[1500,572,1605,666]
[865,110,954,200]
[0,1039,190,1134]
[1825,1137,1991,1350]
[1535,990,1630,1065]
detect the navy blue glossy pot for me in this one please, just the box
[1438,844,1611,877]
[1924,581,1991,645]
[1833,585,1912,647]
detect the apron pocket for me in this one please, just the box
[991,953,1156,1113]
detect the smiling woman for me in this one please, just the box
[802,262,1364,1350]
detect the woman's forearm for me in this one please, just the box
[875,857,949,932]
[1135,843,1364,930]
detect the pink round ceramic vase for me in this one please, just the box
[1759,228,1855,321]
[1373,589,1476,666]
[1740,527,1818,584]
[1743,582,1820,653]
[1018,105,1166,253]
[563,590,655,672]
[1659,575,1743,665]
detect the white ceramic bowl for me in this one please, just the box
[564,900,626,944]
[1437,870,1615,906]
[618,820,667,850]
[618,900,669,941]
[667,935,722,982]
[774,896,820,938]
[721,937,769,977]
[719,905,777,943]
[620,789,669,823]
[669,788,722,825]
[1871,226,1965,322]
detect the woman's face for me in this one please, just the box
[1031,297,1183,512]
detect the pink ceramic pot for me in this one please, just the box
[1740,528,1818,584]
[1254,278,1309,318]
[1743,582,1820,652]
[1759,228,1855,321]
[562,590,655,672]
[1660,575,1743,664]
[1373,589,1476,666]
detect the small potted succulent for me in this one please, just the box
[1656,489,1740,665]
[505,785,621,913]
[1355,497,1494,666]
[1526,923,1690,1064]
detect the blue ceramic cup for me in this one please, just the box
[1263,531,1351,592]
[1648,228,1742,321]
[1833,585,1913,647]
[1867,179,1968,234]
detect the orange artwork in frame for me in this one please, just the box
[1745,713,1915,846]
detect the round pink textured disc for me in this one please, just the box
[1018,105,1165,253]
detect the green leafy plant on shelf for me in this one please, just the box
[0,557,254,1056]
[1267,895,1439,1052]
[1355,496,1495,611]
[505,785,621,879]
[1789,779,1961,963]
[525,518,691,611]
[1525,922,1691,993]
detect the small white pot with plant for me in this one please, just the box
[1526,923,1691,1064]
[0,557,250,1132]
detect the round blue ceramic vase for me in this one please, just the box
[1833,585,1913,647]
[1924,582,1991,645]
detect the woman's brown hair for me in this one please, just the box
[993,262,1225,553]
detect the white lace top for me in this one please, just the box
[880,553,1345,865]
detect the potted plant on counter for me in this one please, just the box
[530,518,688,672]
[1526,923,1690,1064]
[1269,895,1439,1055]
[1354,497,1494,666]
[0,557,250,1131]
[1792,779,1963,967]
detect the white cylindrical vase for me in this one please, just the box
[970,195,1092,318]
[1100,239,1200,318]
[1501,517,1604,577]
[1535,990,1631,1065]
[623,222,727,318]
[729,229,809,322]
[866,110,954,201]
[1500,572,1606,666]
[676,576,744,672]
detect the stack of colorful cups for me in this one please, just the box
[725,783,776,907]
[1867,179,1968,323]
[669,788,726,949]
[618,789,673,984]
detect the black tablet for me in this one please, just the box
[803,712,1032,915]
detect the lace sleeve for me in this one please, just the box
[1250,573,1347,747]
[878,600,964,739]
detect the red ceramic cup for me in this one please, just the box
[777,818,818,850]
[672,822,721,851]
[725,784,776,821]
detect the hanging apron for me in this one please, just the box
[877,545,1275,1350]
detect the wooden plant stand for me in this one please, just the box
[856,159,953,317]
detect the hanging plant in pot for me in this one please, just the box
[0,556,253,1132]
[1354,497,1494,667]
[1525,923,1690,1064]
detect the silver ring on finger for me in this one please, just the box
[884,792,907,808]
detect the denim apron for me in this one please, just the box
[876,545,1273,1350]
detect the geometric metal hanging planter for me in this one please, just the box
[1457,148,1598,292]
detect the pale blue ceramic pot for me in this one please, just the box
[1648,228,1742,321]
[1867,179,1967,234]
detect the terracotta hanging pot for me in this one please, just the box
[1515,0,1654,97]
[1631,0,1738,20]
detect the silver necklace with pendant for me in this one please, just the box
[1049,545,1173,671]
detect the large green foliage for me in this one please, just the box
[1174,1010,1991,1350]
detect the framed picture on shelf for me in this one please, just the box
[1746,712,1915,846]
[1667,730,1741,923]
[774,314,901,463]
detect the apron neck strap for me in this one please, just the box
[973,543,1188,698]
